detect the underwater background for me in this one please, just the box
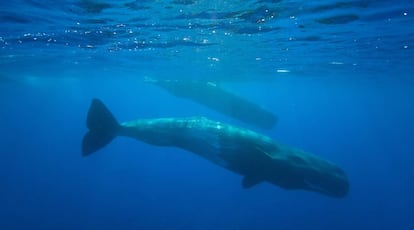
[1,0,413,229]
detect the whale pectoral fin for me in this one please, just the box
[242,175,264,189]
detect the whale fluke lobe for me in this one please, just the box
[82,99,120,156]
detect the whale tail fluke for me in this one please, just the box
[82,98,120,156]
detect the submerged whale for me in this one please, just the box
[147,78,277,129]
[82,99,349,198]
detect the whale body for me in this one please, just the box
[147,78,277,129]
[82,99,349,198]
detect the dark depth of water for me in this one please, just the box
[0,0,413,229]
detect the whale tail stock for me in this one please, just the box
[82,98,120,156]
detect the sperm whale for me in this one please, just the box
[82,99,349,198]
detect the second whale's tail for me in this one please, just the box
[82,99,120,156]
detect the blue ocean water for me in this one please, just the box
[1,0,413,229]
